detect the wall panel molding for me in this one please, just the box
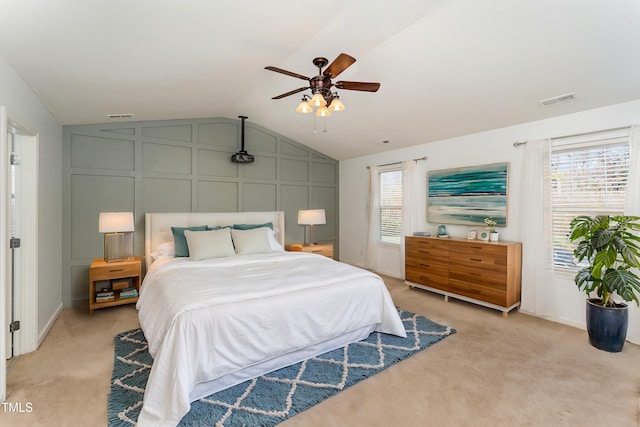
[62,117,339,307]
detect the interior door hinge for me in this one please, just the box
[10,237,21,248]
[9,320,20,333]
[10,153,21,165]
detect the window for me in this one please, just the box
[550,128,630,268]
[379,168,403,244]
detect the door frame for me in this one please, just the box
[1,106,39,401]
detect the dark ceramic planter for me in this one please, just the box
[586,298,628,352]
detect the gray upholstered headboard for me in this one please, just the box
[144,211,286,267]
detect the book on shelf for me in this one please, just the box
[96,290,115,303]
[97,291,114,298]
[119,287,139,299]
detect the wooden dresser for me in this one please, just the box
[405,236,522,317]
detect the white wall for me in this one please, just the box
[0,53,63,346]
[340,99,640,341]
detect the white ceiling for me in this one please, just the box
[1,0,640,160]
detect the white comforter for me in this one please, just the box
[136,251,406,426]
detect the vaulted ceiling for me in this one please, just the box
[1,1,639,160]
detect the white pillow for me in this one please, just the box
[151,241,175,260]
[231,227,272,255]
[184,228,236,261]
[267,228,285,252]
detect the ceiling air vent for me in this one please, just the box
[539,92,576,107]
[106,113,135,119]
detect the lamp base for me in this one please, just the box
[104,232,125,262]
[304,225,320,245]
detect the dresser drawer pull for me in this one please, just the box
[311,249,323,253]
[470,258,482,262]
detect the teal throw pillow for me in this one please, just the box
[206,225,232,231]
[233,222,273,230]
[171,225,207,257]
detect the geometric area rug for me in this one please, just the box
[108,309,456,427]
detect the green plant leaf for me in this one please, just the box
[602,267,640,306]
[569,215,640,304]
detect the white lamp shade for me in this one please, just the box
[99,212,135,233]
[298,209,326,225]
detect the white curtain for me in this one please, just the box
[366,166,380,270]
[519,139,557,318]
[624,125,640,344]
[401,161,415,277]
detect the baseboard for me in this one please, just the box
[38,302,63,348]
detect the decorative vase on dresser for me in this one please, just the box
[404,236,522,317]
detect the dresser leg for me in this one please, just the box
[444,295,449,303]
[502,311,508,319]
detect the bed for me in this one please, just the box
[136,211,406,426]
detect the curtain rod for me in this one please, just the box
[513,125,631,147]
[366,156,427,169]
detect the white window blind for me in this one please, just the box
[550,128,630,268]
[380,168,403,244]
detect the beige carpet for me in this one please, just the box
[3,275,640,427]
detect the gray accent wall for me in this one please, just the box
[62,117,339,307]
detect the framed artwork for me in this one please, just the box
[427,162,508,227]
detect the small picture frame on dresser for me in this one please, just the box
[467,230,477,240]
[479,230,490,241]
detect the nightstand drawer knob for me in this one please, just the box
[109,268,124,273]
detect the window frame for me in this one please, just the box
[378,166,403,246]
[550,129,630,271]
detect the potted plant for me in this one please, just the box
[569,215,640,352]
[484,217,499,241]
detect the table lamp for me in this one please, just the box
[99,212,134,262]
[298,209,326,245]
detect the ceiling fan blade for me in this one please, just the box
[323,53,356,78]
[334,81,381,92]
[271,87,308,100]
[265,66,310,81]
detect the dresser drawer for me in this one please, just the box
[449,269,507,291]
[450,252,507,272]
[406,237,449,251]
[90,262,140,281]
[449,241,506,258]
[449,279,507,306]
[405,254,449,270]
[406,267,449,291]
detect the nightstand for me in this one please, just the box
[89,256,142,314]
[286,243,334,258]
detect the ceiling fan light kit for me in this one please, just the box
[296,96,313,113]
[266,53,380,127]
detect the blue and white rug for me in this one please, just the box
[108,309,455,426]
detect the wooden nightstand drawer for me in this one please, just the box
[301,243,333,258]
[90,262,140,281]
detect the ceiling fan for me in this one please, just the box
[265,53,380,114]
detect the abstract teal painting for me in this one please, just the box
[427,163,508,226]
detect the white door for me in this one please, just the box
[1,107,38,403]
[5,128,21,360]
